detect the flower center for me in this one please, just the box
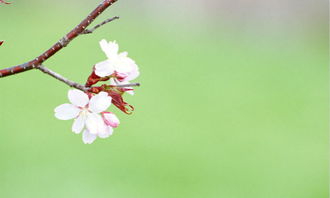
[80,107,90,117]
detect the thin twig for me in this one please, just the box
[114,83,140,88]
[0,0,118,78]
[37,65,88,92]
[37,65,140,92]
[82,16,119,34]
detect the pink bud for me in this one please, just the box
[102,112,120,128]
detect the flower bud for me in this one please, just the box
[102,112,120,128]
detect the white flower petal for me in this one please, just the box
[126,68,140,82]
[85,113,107,135]
[98,127,113,139]
[95,60,115,77]
[54,104,80,120]
[68,89,89,107]
[82,130,97,144]
[89,92,112,113]
[85,113,101,134]
[100,39,119,59]
[115,57,136,73]
[119,51,128,57]
[113,58,139,82]
[72,114,86,134]
[126,89,135,96]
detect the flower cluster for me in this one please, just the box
[55,39,139,144]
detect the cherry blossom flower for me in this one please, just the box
[95,39,140,83]
[54,89,120,144]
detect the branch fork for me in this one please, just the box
[0,0,118,79]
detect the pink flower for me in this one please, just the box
[54,89,120,144]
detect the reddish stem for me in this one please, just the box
[0,0,117,78]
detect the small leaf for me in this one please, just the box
[108,89,134,114]
[85,69,110,87]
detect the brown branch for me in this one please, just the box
[81,16,119,34]
[0,0,118,78]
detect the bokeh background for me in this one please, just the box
[0,0,328,197]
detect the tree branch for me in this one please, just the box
[0,0,118,78]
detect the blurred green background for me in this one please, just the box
[0,0,328,197]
